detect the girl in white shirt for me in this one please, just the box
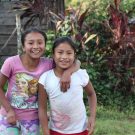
[38,37,97,135]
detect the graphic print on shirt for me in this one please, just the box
[51,110,70,129]
[10,73,38,109]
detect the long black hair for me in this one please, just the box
[52,36,76,54]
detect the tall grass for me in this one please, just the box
[94,106,135,135]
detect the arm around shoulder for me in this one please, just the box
[60,59,81,91]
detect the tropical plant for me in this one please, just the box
[101,0,135,94]
[49,4,97,63]
[12,0,47,29]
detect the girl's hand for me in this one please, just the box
[60,71,71,92]
[87,116,95,135]
[7,108,16,125]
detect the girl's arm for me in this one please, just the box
[61,60,81,91]
[0,73,16,124]
[38,83,50,135]
[84,81,97,135]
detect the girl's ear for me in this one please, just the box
[22,47,26,53]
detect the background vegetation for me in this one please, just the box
[45,0,135,112]
[0,0,135,134]
[46,1,135,134]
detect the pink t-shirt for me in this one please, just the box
[0,55,53,120]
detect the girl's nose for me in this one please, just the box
[61,53,68,59]
[33,43,39,48]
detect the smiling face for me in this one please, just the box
[53,42,75,70]
[23,32,45,59]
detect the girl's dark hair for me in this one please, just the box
[21,27,47,46]
[52,36,76,53]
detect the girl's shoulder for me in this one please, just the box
[0,55,20,77]
[39,69,53,84]
[75,69,88,75]
[3,55,19,65]
[74,69,89,87]
[40,69,53,77]
[74,69,89,79]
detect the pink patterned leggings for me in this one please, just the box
[0,114,40,135]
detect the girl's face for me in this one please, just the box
[23,32,45,59]
[53,42,75,70]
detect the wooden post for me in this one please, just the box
[16,13,22,55]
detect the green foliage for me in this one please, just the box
[120,0,135,17]
[66,0,135,25]
[44,31,56,57]
[84,62,135,112]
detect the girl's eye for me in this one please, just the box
[58,52,63,54]
[38,42,43,45]
[28,42,33,45]
[67,52,74,55]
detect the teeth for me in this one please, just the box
[61,61,69,64]
[32,50,40,54]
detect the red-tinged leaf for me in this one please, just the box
[12,1,31,11]
[114,0,121,10]
[75,34,82,41]
[120,13,128,35]
[21,9,33,19]
[23,15,36,29]
[78,9,89,28]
